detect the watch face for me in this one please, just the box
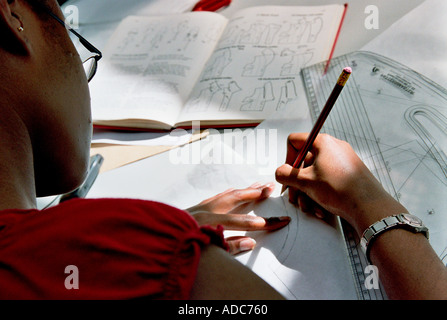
[402,214,423,226]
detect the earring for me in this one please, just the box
[17,26,24,32]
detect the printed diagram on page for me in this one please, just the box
[185,11,329,116]
[91,5,347,129]
[115,19,205,53]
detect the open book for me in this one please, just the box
[90,4,347,130]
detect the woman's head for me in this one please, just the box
[0,0,93,197]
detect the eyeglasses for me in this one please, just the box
[45,9,102,82]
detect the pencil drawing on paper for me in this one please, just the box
[238,196,301,300]
[236,193,356,300]
[249,196,300,265]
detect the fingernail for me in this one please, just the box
[250,182,262,188]
[259,184,275,198]
[314,208,325,219]
[239,238,256,252]
[265,216,291,227]
[262,182,275,189]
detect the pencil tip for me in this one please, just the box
[280,185,287,195]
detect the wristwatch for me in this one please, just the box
[360,213,429,263]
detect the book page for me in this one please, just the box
[177,5,345,126]
[89,12,228,129]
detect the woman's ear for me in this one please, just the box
[0,0,31,55]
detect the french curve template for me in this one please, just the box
[302,51,447,297]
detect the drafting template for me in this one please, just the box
[302,51,447,274]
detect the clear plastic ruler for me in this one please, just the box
[301,51,447,300]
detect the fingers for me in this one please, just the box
[196,187,236,206]
[228,182,275,204]
[219,183,275,215]
[278,133,320,192]
[285,133,308,166]
[294,191,326,219]
[275,163,312,192]
[285,133,321,163]
[226,236,257,255]
[288,185,330,220]
[193,212,291,231]
[193,211,290,256]
[187,182,276,215]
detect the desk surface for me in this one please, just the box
[58,0,427,206]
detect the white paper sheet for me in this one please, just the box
[362,0,447,89]
[168,85,358,299]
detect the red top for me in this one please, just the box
[0,198,228,299]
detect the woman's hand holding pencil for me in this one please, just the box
[275,68,447,300]
[275,132,407,238]
[279,67,351,195]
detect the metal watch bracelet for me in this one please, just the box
[360,213,429,264]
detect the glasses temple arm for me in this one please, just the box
[47,10,102,59]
